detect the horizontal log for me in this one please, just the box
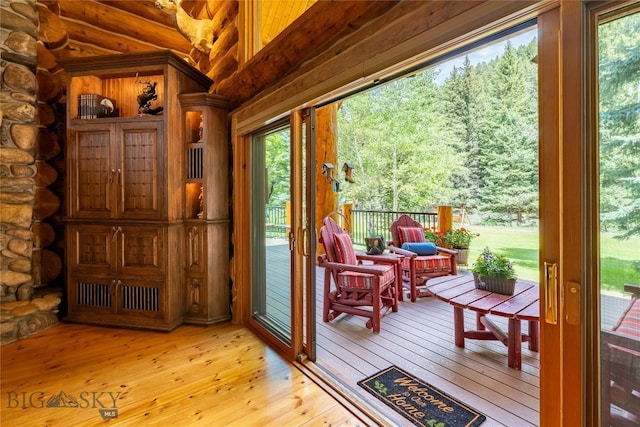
[36,69,63,103]
[33,221,56,248]
[97,0,177,28]
[208,25,237,64]
[53,39,119,60]
[33,187,61,220]
[35,128,61,161]
[33,249,63,285]
[62,19,176,55]
[36,42,62,73]
[210,0,238,34]
[58,0,192,55]
[37,101,57,127]
[207,46,237,85]
[216,1,398,106]
[37,3,68,50]
[35,161,58,188]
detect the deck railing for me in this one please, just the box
[265,205,288,238]
[347,209,438,248]
[264,205,438,247]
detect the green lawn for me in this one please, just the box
[463,226,639,292]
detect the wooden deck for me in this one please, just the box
[266,242,630,426]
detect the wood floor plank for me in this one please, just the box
[1,323,365,426]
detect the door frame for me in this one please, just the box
[230,2,602,423]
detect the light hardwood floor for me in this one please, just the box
[0,322,368,426]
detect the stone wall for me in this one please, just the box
[1,0,63,344]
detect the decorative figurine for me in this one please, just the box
[136,74,164,115]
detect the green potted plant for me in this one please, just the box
[471,247,517,295]
[444,227,478,265]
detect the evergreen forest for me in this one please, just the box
[337,17,639,240]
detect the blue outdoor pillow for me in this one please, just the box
[401,242,437,255]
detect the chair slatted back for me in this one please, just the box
[389,214,422,247]
[319,216,346,264]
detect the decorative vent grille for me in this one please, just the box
[122,285,159,311]
[187,146,203,179]
[77,282,111,307]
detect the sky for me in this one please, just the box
[433,28,537,85]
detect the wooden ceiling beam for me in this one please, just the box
[216,0,399,106]
[62,19,176,55]
[95,0,177,28]
[48,39,118,61]
[57,0,192,54]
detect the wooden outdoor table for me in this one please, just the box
[427,274,540,369]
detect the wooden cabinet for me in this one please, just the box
[62,51,212,331]
[68,119,164,220]
[180,93,230,325]
[66,224,181,329]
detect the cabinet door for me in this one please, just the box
[67,224,115,276]
[116,278,165,322]
[118,225,165,277]
[117,121,164,219]
[68,275,116,316]
[69,124,116,219]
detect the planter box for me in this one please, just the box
[454,247,469,265]
[473,273,516,295]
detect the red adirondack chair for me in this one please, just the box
[317,216,400,333]
[387,214,457,302]
[601,284,640,427]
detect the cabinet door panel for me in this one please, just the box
[118,122,163,219]
[117,279,165,321]
[71,126,115,218]
[69,276,115,315]
[186,224,205,273]
[118,226,164,276]
[68,225,114,275]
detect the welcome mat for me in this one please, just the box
[358,366,486,427]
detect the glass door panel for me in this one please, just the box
[251,124,292,344]
[597,7,640,426]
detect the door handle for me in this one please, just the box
[297,226,309,257]
[544,262,558,324]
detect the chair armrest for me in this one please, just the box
[319,260,390,276]
[355,251,402,264]
[385,246,417,257]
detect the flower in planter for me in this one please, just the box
[424,227,446,247]
[443,227,479,249]
[472,247,516,279]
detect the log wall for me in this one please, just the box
[1,0,62,345]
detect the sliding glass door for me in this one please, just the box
[249,113,315,358]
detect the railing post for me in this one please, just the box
[342,203,352,234]
[438,205,453,234]
[286,201,291,227]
